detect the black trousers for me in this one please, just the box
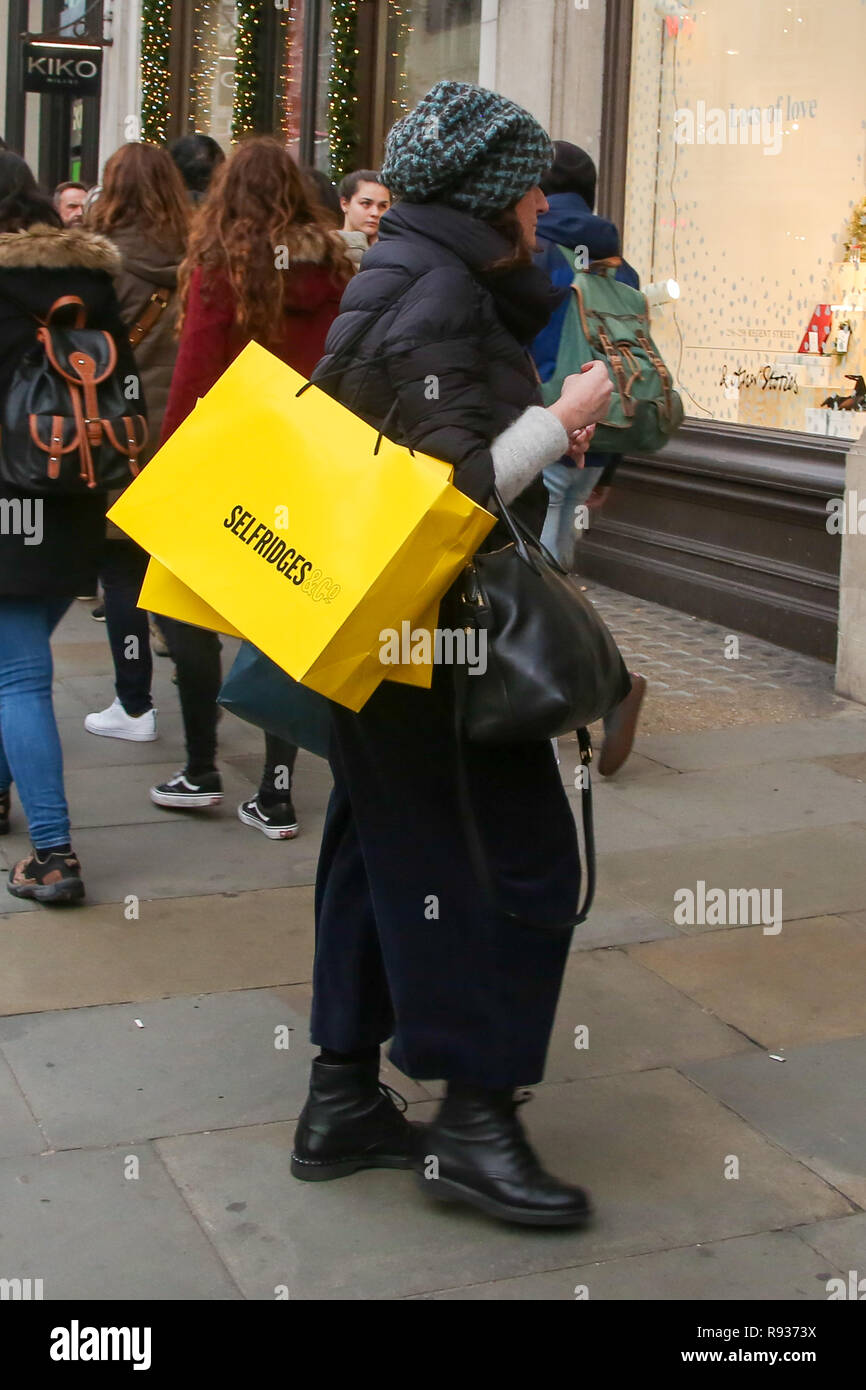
[311,665,580,1088]
[99,540,153,717]
[156,617,297,795]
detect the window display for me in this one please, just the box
[624,0,866,439]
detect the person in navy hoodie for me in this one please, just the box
[531,141,646,776]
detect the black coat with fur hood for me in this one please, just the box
[0,222,140,596]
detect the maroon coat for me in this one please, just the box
[161,226,348,444]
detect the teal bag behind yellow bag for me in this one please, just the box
[219,642,332,760]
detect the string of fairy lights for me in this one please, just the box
[232,1,265,140]
[388,1,412,122]
[274,0,305,143]
[328,0,361,178]
[139,0,415,177]
[190,0,221,134]
[140,0,172,143]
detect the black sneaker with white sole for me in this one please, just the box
[238,796,299,840]
[150,769,223,809]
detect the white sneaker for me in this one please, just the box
[85,699,158,742]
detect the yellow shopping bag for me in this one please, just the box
[139,557,442,689]
[109,342,494,710]
[139,558,243,639]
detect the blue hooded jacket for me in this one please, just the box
[532,192,639,478]
[532,192,639,382]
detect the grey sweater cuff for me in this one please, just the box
[490,406,569,504]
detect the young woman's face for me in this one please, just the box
[341,181,391,241]
[513,185,549,249]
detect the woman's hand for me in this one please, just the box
[566,423,596,464]
[547,362,612,435]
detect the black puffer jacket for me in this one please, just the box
[312,201,564,536]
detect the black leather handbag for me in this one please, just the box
[457,488,629,742]
[454,488,631,932]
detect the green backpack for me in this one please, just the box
[540,250,684,453]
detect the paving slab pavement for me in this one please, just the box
[1,597,864,1300]
[598,823,866,926]
[630,918,866,1047]
[0,990,317,1148]
[685,1037,866,1207]
[154,1072,850,1300]
[0,887,316,1016]
[0,1146,241,1300]
[412,1230,848,1301]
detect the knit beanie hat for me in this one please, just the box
[540,140,598,210]
[381,80,553,220]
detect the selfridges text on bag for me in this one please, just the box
[540,250,684,453]
[0,290,148,493]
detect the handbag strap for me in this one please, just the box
[129,287,172,347]
[453,661,597,932]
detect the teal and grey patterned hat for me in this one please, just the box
[381,80,553,219]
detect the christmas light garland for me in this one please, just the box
[191,0,220,134]
[140,0,172,143]
[278,1,302,142]
[328,0,360,180]
[232,0,265,141]
[387,0,411,123]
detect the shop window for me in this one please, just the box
[624,0,866,442]
[385,0,481,120]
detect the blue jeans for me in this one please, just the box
[540,461,605,570]
[0,598,73,849]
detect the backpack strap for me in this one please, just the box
[129,287,172,348]
[28,414,78,479]
[45,295,87,329]
[636,330,675,419]
[103,416,148,475]
[596,324,636,419]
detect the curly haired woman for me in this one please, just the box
[154,138,353,837]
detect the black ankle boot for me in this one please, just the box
[416,1083,592,1227]
[291,1057,418,1181]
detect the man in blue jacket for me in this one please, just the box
[532,142,645,776]
[533,140,639,567]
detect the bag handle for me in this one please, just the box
[45,295,87,329]
[488,485,571,576]
[453,661,597,933]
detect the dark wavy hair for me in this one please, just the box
[0,152,61,232]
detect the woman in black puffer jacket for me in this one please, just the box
[0,153,140,903]
[293,82,613,1226]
